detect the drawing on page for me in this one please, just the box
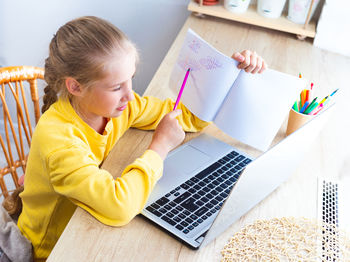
[199,56,223,70]
[177,58,201,92]
[178,56,222,72]
[178,57,201,72]
[188,39,201,53]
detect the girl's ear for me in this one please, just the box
[65,77,83,96]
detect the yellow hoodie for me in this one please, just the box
[18,92,208,260]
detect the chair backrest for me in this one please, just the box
[0,66,44,199]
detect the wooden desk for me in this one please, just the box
[48,14,350,262]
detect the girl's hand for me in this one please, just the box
[232,50,267,74]
[148,109,185,160]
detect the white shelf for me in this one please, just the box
[188,0,316,38]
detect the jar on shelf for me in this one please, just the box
[287,0,320,24]
[257,0,287,18]
[224,0,252,13]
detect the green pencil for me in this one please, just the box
[292,101,298,111]
[305,102,319,115]
[304,97,317,114]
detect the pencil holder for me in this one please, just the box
[286,108,313,136]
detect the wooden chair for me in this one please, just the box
[0,66,44,199]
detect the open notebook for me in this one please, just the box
[169,29,306,151]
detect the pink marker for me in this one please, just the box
[173,68,191,110]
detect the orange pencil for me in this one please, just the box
[301,89,306,106]
[300,90,304,106]
[305,90,310,103]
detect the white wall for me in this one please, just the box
[314,0,350,57]
[0,0,190,95]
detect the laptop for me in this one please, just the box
[141,104,335,249]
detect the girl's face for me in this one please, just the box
[79,51,136,120]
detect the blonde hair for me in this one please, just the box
[42,16,139,113]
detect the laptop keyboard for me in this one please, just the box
[145,150,252,235]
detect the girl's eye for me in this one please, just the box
[112,86,121,91]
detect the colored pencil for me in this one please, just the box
[300,101,309,113]
[319,96,328,105]
[305,90,310,103]
[304,97,317,114]
[307,102,319,115]
[322,89,339,107]
[173,68,190,110]
[300,90,305,109]
[330,88,339,96]
[313,104,324,115]
[292,101,298,111]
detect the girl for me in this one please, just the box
[16,16,266,260]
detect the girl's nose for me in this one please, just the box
[122,85,134,102]
[126,89,135,101]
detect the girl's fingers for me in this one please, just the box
[245,51,258,73]
[238,50,251,69]
[233,50,267,74]
[251,56,263,74]
[259,60,268,73]
[169,109,182,118]
[231,52,245,63]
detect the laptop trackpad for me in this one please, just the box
[167,145,211,174]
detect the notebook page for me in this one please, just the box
[169,29,239,121]
[214,69,305,151]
